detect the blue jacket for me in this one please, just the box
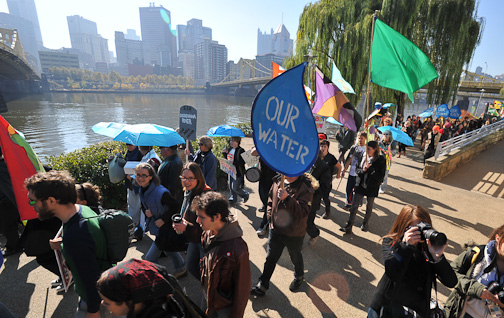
[190,150,217,190]
[139,182,170,236]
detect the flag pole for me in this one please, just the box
[364,10,379,128]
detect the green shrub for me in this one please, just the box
[232,122,252,136]
[46,141,127,209]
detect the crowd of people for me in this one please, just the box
[0,110,503,318]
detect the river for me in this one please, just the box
[2,92,483,161]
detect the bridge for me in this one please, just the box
[210,63,504,96]
[0,27,41,112]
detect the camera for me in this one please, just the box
[416,222,447,246]
[487,281,504,303]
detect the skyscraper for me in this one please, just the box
[257,24,293,58]
[67,15,110,70]
[194,39,227,85]
[6,0,43,48]
[177,19,212,53]
[139,4,177,67]
[115,31,150,75]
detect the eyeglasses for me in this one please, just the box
[198,143,205,146]
[180,177,196,181]
[135,173,151,179]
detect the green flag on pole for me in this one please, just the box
[370,18,438,102]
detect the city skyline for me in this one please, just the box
[0,0,502,75]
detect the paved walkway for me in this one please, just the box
[0,137,502,318]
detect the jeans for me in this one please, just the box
[380,169,390,192]
[228,175,248,202]
[346,192,375,227]
[259,230,304,289]
[306,206,320,238]
[127,189,144,227]
[186,242,204,279]
[345,175,357,206]
[145,241,186,273]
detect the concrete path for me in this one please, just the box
[0,137,502,318]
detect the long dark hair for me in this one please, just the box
[367,141,381,159]
[381,204,432,244]
[181,162,206,196]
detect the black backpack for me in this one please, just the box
[162,274,209,318]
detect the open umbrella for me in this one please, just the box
[378,126,414,146]
[418,107,434,118]
[326,117,343,125]
[91,122,127,138]
[113,123,184,147]
[206,125,245,137]
[436,104,450,118]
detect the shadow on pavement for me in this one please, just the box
[0,254,37,317]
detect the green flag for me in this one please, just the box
[370,18,438,102]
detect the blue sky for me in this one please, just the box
[0,0,502,75]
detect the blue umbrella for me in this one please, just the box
[383,103,396,108]
[113,123,184,147]
[378,126,414,146]
[206,125,245,137]
[326,117,343,125]
[91,122,127,138]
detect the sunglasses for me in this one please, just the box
[28,197,46,206]
[180,176,196,181]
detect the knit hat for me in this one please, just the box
[432,125,441,133]
[99,259,173,304]
[318,133,327,140]
[444,122,451,129]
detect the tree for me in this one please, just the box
[287,0,484,115]
[500,87,504,98]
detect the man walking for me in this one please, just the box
[158,145,183,204]
[342,132,367,210]
[193,191,251,317]
[25,171,111,318]
[251,173,314,296]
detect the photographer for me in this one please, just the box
[445,224,504,318]
[368,204,457,317]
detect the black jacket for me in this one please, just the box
[370,238,457,317]
[158,154,183,204]
[355,155,386,197]
[223,146,246,177]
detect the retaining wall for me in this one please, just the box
[423,129,504,181]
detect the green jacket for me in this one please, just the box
[444,245,488,318]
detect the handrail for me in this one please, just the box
[434,119,504,160]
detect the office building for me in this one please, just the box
[115,31,150,75]
[139,4,177,67]
[67,15,110,69]
[38,50,79,73]
[125,29,140,41]
[177,19,212,53]
[6,0,43,48]
[178,52,195,78]
[194,39,227,84]
[256,53,285,70]
[257,24,293,57]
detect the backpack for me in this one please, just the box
[85,209,135,264]
[163,274,209,318]
[458,244,485,275]
[108,153,126,184]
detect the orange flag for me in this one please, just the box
[272,62,286,78]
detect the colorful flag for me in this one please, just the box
[495,101,502,110]
[0,115,44,221]
[272,62,286,78]
[370,18,438,102]
[331,61,355,94]
[312,67,362,132]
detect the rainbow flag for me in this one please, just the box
[312,67,362,132]
[0,116,44,220]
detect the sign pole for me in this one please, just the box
[364,11,379,127]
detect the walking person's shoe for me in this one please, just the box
[289,277,304,292]
[51,278,62,288]
[258,206,266,212]
[256,226,267,237]
[134,225,144,241]
[251,281,268,296]
[360,223,369,232]
[174,269,188,279]
[343,204,351,211]
[308,236,319,246]
[322,211,331,219]
[339,223,352,234]
[243,193,249,204]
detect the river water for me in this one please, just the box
[2,92,481,161]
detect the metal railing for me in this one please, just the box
[434,119,504,160]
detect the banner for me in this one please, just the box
[240,149,259,167]
[179,105,197,141]
[54,227,73,293]
[251,63,319,177]
[313,115,327,133]
[218,158,236,180]
[449,105,461,119]
[436,104,450,117]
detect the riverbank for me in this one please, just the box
[49,87,207,95]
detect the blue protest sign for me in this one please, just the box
[449,105,461,119]
[251,62,319,177]
[436,104,450,117]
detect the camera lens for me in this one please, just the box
[171,214,182,224]
[424,229,447,246]
[488,281,501,294]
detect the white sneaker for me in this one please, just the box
[256,227,267,236]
